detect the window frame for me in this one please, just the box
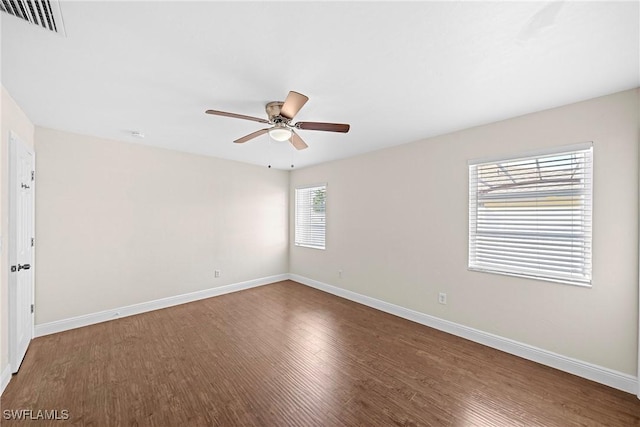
[468,143,593,287]
[294,183,327,250]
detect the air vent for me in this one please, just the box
[0,0,65,36]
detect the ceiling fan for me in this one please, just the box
[205,91,350,150]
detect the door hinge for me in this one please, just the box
[31,304,34,314]
[31,171,35,181]
[31,237,34,247]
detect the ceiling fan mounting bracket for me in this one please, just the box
[265,101,285,122]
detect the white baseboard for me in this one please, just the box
[1,363,11,395]
[30,272,638,395]
[290,274,638,395]
[35,274,289,338]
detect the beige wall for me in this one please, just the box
[0,86,35,374]
[290,88,640,376]
[1,86,637,384]
[34,128,288,324]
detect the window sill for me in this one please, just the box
[467,266,592,288]
[295,243,326,251]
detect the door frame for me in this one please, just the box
[8,130,36,373]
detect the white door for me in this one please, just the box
[8,131,35,373]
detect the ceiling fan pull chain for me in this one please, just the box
[290,145,295,169]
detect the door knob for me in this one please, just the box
[17,264,31,271]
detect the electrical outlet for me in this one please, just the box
[214,270,221,278]
[438,292,447,305]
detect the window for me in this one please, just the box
[468,144,593,286]
[295,184,326,249]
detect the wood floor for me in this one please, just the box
[2,280,639,426]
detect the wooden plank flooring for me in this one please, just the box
[2,280,639,426]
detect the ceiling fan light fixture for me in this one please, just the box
[269,127,292,142]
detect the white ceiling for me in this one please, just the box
[2,1,638,170]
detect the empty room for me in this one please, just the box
[1,1,639,425]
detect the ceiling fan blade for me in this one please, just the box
[289,131,309,150]
[234,128,270,144]
[295,122,350,133]
[279,91,309,120]
[206,109,269,124]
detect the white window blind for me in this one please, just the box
[295,184,326,250]
[469,144,593,286]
